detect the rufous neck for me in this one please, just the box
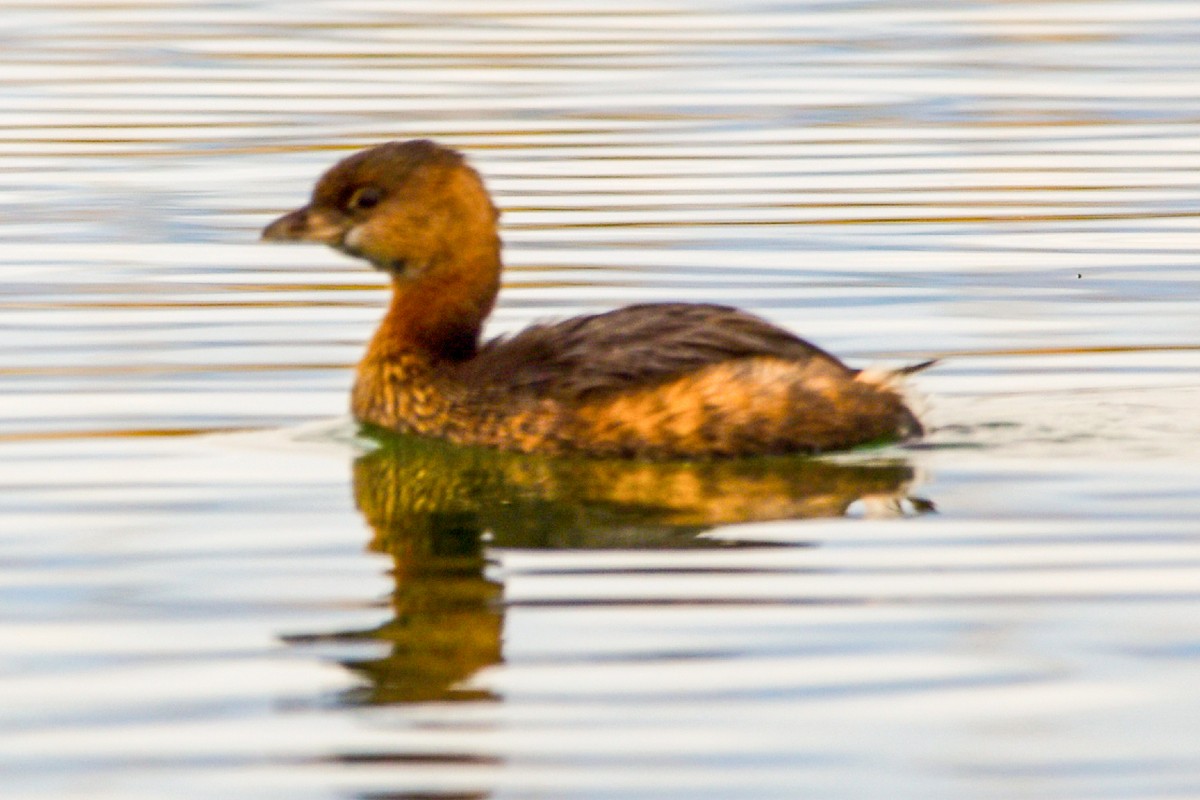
[365,254,500,365]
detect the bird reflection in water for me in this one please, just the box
[289,434,932,706]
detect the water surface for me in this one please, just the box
[2,2,1200,798]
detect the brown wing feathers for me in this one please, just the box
[459,303,850,400]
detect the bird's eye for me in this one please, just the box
[347,186,383,212]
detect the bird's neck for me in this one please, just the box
[363,251,500,367]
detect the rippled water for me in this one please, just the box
[3,2,1200,798]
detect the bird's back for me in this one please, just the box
[438,304,922,457]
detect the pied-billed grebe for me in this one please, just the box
[262,139,931,458]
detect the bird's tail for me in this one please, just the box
[853,358,938,440]
[854,358,938,388]
[893,358,938,377]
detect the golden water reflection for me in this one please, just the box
[313,436,931,705]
